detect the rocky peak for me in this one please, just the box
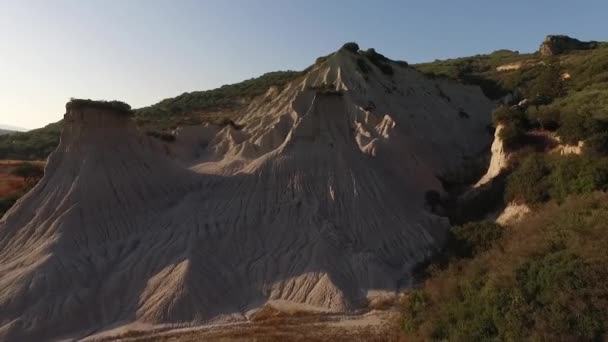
[62,99,136,145]
[539,35,597,57]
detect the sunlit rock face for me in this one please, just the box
[0,47,493,341]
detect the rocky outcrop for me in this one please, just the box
[496,62,523,72]
[555,141,584,155]
[475,124,510,187]
[0,47,494,341]
[539,35,597,56]
[496,202,530,225]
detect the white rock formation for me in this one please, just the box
[475,124,509,187]
[496,62,523,72]
[0,48,493,340]
[496,202,531,225]
[556,141,584,155]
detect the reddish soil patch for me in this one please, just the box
[0,160,45,201]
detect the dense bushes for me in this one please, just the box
[447,221,503,258]
[526,59,565,102]
[11,162,44,183]
[492,106,529,150]
[505,154,550,204]
[340,42,359,53]
[402,40,608,342]
[557,110,608,145]
[415,49,530,99]
[505,154,608,205]
[66,99,133,115]
[526,106,560,130]
[402,194,608,341]
[585,132,608,156]
[418,43,608,154]
[359,48,394,76]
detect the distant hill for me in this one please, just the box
[0,124,28,136]
[0,124,27,132]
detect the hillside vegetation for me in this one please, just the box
[417,41,608,148]
[0,122,62,160]
[401,194,608,341]
[402,36,608,341]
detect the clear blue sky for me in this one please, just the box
[1,0,606,129]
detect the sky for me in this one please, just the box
[1,0,606,130]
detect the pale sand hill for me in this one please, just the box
[0,47,493,341]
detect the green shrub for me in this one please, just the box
[516,251,605,340]
[556,112,600,144]
[499,122,527,151]
[401,193,608,341]
[450,222,503,257]
[505,154,550,204]
[360,48,394,75]
[340,42,359,53]
[492,106,527,127]
[11,162,44,183]
[526,59,565,102]
[548,156,608,202]
[402,290,431,333]
[527,106,560,130]
[505,154,608,205]
[66,98,133,115]
[492,106,529,150]
[585,132,608,156]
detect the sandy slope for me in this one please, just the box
[0,47,493,341]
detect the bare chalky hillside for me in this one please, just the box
[0,45,493,340]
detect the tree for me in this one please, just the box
[492,106,528,127]
[585,132,608,156]
[340,42,360,53]
[528,107,560,131]
[11,163,44,184]
[528,59,565,105]
[505,155,550,204]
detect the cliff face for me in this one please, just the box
[0,48,493,340]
